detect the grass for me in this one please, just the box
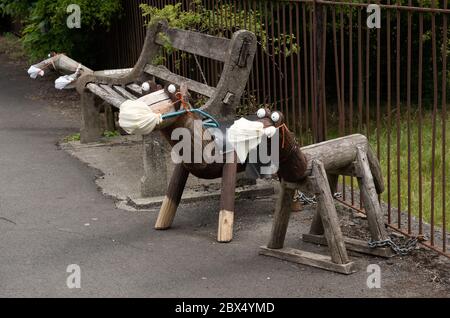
[63,133,81,142]
[103,130,120,138]
[370,110,450,231]
[0,33,28,61]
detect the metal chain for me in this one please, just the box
[294,190,421,256]
[368,237,420,256]
[294,191,342,205]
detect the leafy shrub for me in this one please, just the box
[0,0,34,20]
[17,0,121,63]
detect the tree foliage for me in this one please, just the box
[1,0,121,63]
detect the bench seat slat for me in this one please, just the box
[86,83,125,108]
[155,28,230,62]
[113,85,138,100]
[144,65,216,98]
[126,83,143,96]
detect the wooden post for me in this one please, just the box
[80,91,102,143]
[310,160,349,264]
[104,104,115,132]
[155,163,190,230]
[267,181,296,249]
[309,173,339,235]
[356,147,389,241]
[218,152,238,243]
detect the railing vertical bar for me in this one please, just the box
[441,0,448,252]
[270,1,278,110]
[263,0,272,106]
[253,0,261,108]
[407,0,412,234]
[289,2,298,134]
[387,0,392,224]
[418,10,424,236]
[282,2,289,124]
[302,4,310,143]
[321,7,328,139]
[430,0,438,246]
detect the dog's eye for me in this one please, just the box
[271,112,281,123]
[257,108,266,119]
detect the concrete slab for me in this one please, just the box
[61,136,275,210]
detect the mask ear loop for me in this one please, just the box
[278,123,289,149]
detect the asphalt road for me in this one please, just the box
[0,54,446,298]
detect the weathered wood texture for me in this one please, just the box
[267,181,296,249]
[34,54,93,76]
[144,65,216,98]
[302,234,394,258]
[80,92,102,143]
[86,84,125,109]
[155,28,231,62]
[309,173,338,236]
[260,247,357,275]
[309,160,349,264]
[356,147,389,241]
[155,164,190,230]
[299,134,384,193]
[218,152,239,242]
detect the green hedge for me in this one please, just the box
[1,0,121,64]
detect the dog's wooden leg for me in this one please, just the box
[155,164,189,230]
[267,181,295,249]
[309,173,339,235]
[218,152,238,243]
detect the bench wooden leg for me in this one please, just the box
[356,147,389,241]
[80,91,102,143]
[104,104,116,132]
[267,181,296,249]
[310,160,349,265]
[141,134,169,198]
[155,163,189,230]
[218,153,238,243]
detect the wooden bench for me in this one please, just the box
[75,19,257,144]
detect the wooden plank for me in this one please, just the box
[267,181,296,249]
[260,247,357,275]
[356,147,389,242]
[86,83,125,108]
[80,91,102,144]
[99,84,126,103]
[218,152,238,243]
[302,234,395,258]
[126,83,143,96]
[144,65,216,98]
[310,160,349,264]
[155,164,190,230]
[137,89,170,106]
[155,28,230,62]
[113,86,138,100]
[104,104,115,131]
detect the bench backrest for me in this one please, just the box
[135,19,257,120]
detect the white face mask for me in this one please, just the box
[227,118,277,163]
[27,65,45,79]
